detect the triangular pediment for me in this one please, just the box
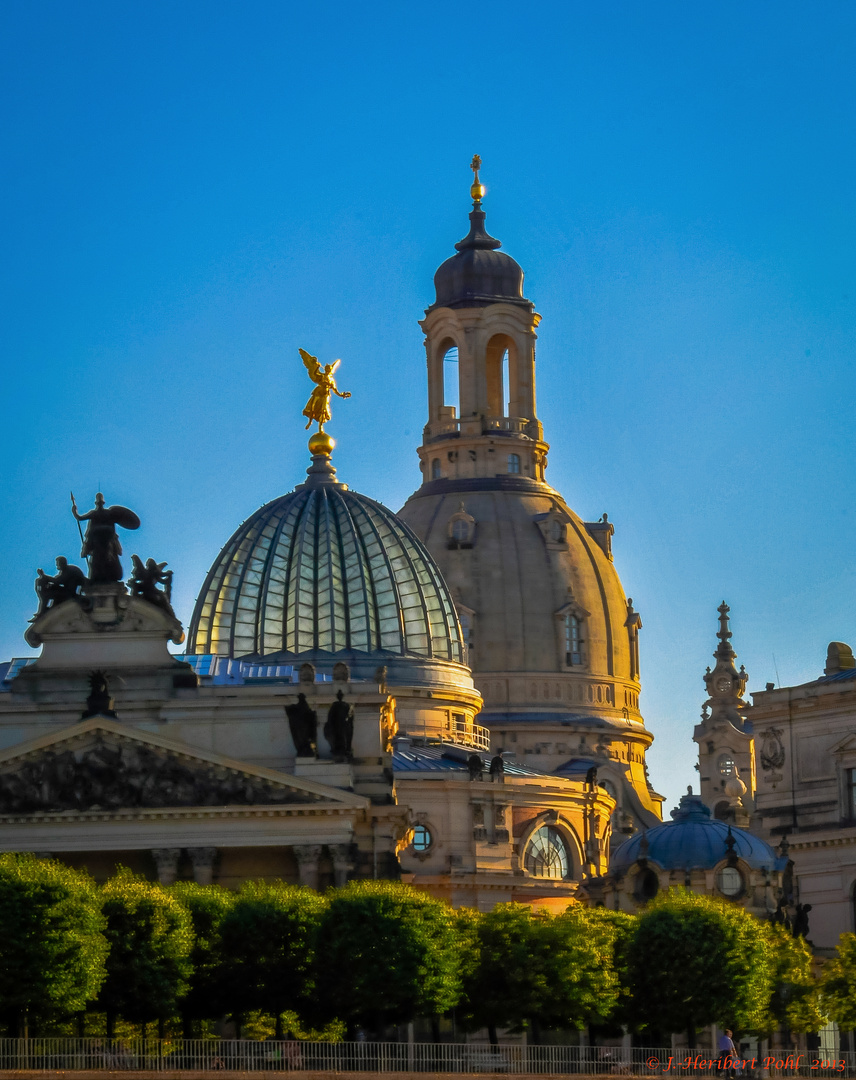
[0,717,367,816]
[830,731,856,755]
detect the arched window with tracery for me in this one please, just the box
[524,825,571,879]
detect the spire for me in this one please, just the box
[702,601,749,726]
[715,601,736,661]
[455,155,502,253]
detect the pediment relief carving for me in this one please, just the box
[0,731,330,815]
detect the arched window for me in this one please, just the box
[451,519,469,542]
[718,752,735,778]
[431,459,441,480]
[524,825,570,879]
[564,614,582,665]
[507,453,521,474]
[442,346,459,414]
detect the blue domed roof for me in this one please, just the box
[610,791,785,874]
[188,463,465,666]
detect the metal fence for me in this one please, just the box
[0,1040,850,1075]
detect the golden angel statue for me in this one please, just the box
[299,349,351,431]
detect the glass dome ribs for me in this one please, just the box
[188,485,464,663]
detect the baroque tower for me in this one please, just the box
[398,160,662,831]
[693,602,755,824]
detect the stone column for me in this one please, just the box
[151,847,181,885]
[329,843,352,887]
[293,844,323,890]
[188,847,218,886]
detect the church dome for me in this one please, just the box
[187,459,465,669]
[431,228,529,311]
[609,791,784,874]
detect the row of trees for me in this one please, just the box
[1,854,854,1045]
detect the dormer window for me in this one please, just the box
[447,503,476,549]
[507,453,521,474]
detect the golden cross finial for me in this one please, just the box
[470,154,485,202]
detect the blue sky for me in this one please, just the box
[2,1,854,815]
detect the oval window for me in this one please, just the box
[718,753,735,778]
[717,866,743,897]
[412,824,433,852]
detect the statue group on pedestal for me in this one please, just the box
[33,492,175,618]
[286,690,354,759]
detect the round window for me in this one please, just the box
[412,825,432,852]
[717,866,743,897]
[718,753,735,778]
[524,825,570,879]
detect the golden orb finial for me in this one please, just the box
[308,430,335,457]
[470,154,485,202]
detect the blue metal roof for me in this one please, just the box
[817,668,856,683]
[610,792,785,874]
[392,744,546,777]
[554,757,601,777]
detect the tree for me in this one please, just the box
[97,870,193,1038]
[540,906,633,1035]
[0,854,107,1035]
[626,889,776,1045]
[457,903,629,1043]
[820,932,856,1030]
[220,882,325,1037]
[313,881,461,1035]
[170,883,236,1037]
[457,903,546,1043]
[760,923,824,1034]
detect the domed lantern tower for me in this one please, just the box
[398,159,663,831]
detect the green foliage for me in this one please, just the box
[313,880,461,1031]
[458,903,627,1038]
[220,881,325,1034]
[820,932,856,1030]
[0,854,107,1031]
[760,923,825,1034]
[627,889,776,1041]
[97,870,193,1031]
[543,906,633,1030]
[170,882,236,1032]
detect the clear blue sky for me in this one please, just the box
[2,1,854,816]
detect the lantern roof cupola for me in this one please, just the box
[429,156,532,313]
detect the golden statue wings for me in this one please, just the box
[299,348,351,431]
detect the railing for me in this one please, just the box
[428,416,538,441]
[0,1040,850,1075]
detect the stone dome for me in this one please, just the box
[429,206,531,312]
[609,791,784,874]
[188,465,465,669]
[397,482,644,726]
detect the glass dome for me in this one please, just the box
[188,482,465,664]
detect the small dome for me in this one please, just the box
[430,206,531,312]
[609,791,784,874]
[188,479,465,666]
